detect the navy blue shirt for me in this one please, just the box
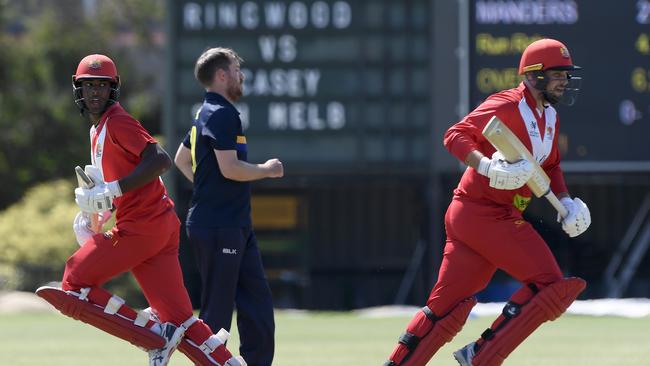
[183,92,251,228]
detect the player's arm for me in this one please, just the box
[214,149,283,182]
[463,150,486,170]
[74,143,169,213]
[446,113,532,191]
[174,144,194,183]
[75,117,172,213]
[118,142,172,193]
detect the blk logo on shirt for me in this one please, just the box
[222,248,237,255]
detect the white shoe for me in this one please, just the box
[453,342,476,366]
[225,355,247,366]
[148,323,186,366]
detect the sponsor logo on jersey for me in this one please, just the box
[222,248,237,255]
[513,194,531,212]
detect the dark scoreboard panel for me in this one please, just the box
[167,0,432,173]
[470,0,650,165]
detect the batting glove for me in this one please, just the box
[477,151,534,190]
[72,211,95,246]
[84,164,103,185]
[75,180,122,213]
[557,197,591,237]
[72,210,113,246]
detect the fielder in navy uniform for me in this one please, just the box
[175,47,284,366]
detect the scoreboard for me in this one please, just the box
[166,1,649,174]
[166,0,433,174]
[470,0,650,167]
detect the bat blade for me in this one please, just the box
[482,116,568,218]
[75,166,101,232]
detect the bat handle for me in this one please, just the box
[75,166,101,232]
[544,190,569,219]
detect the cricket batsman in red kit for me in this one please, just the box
[384,39,592,366]
[36,54,246,366]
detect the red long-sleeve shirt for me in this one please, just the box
[90,103,174,232]
[443,82,568,210]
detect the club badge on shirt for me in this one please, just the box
[95,143,103,160]
[517,97,556,165]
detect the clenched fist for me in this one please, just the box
[263,158,284,178]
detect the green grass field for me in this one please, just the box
[1,311,649,365]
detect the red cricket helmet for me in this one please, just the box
[73,54,119,83]
[72,54,121,113]
[518,39,581,75]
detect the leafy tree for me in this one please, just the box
[0,180,78,289]
[0,0,164,209]
[0,178,146,307]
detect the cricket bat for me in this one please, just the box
[75,166,101,232]
[482,116,568,219]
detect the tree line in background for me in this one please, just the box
[0,0,164,299]
[0,0,165,209]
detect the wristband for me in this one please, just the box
[477,157,491,177]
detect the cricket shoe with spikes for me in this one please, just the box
[453,342,477,366]
[148,322,186,366]
[138,307,247,366]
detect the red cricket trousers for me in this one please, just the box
[427,196,563,316]
[62,209,193,325]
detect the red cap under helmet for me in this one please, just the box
[73,54,119,82]
[518,39,581,75]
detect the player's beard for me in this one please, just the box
[543,89,562,105]
[226,76,243,102]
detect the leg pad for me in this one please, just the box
[472,277,586,366]
[36,286,165,350]
[178,329,246,366]
[386,297,477,366]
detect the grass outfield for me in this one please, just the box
[1,311,649,365]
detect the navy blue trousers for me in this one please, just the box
[187,226,275,366]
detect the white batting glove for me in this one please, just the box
[557,197,591,237]
[477,151,534,190]
[84,165,103,185]
[72,210,113,246]
[75,180,122,213]
[73,211,94,246]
